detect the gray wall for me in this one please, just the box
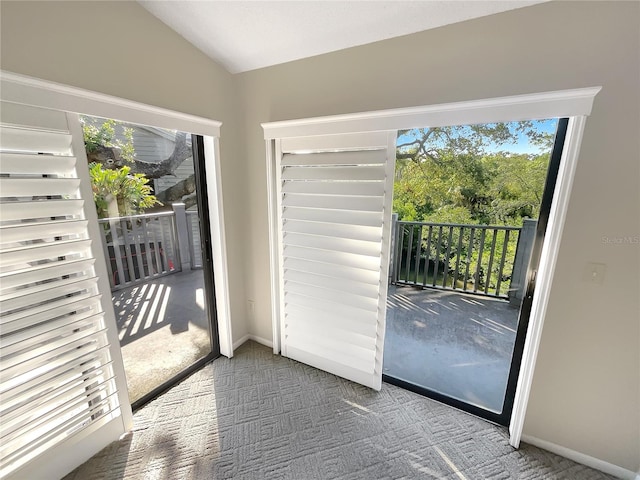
[0,0,249,344]
[2,0,638,473]
[237,2,639,471]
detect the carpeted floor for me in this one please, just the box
[65,341,614,480]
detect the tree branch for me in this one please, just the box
[182,194,198,210]
[396,140,421,149]
[86,132,191,179]
[155,174,196,207]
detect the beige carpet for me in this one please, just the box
[65,341,614,479]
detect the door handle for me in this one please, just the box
[526,269,537,299]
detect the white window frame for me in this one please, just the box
[263,86,601,447]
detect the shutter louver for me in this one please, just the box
[275,132,396,390]
[0,103,126,478]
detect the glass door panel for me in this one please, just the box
[80,116,217,406]
[383,118,567,425]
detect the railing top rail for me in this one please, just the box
[98,211,175,223]
[396,220,522,231]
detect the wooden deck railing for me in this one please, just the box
[391,219,536,299]
[98,204,203,290]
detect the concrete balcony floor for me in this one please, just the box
[383,285,520,413]
[112,269,212,403]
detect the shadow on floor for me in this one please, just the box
[112,269,212,403]
[113,270,210,347]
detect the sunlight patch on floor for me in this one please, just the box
[144,284,166,330]
[433,445,468,480]
[343,399,374,414]
[469,317,504,334]
[156,285,171,326]
[408,459,444,477]
[485,317,516,333]
[129,298,149,337]
[195,288,205,311]
[459,296,485,306]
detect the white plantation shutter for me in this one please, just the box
[274,132,396,390]
[0,102,131,479]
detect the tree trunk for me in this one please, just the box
[154,174,196,208]
[87,132,191,179]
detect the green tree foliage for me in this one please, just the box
[394,121,554,227]
[484,153,549,224]
[89,163,159,219]
[82,117,159,218]
[82,118,135,163]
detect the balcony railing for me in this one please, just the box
[98,204,203,291]
[390,218,536,300]
[185,210,203,269]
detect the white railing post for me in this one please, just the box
[172,203,192,271]
[185,211,204,269]
[389,213,398,284]
[509,219,537,306]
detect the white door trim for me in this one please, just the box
[0,71,221,136]
[263,87,601,445]
[0,70,234,358]
[265,139,281,354]
[203,136,234,358]
[508,115,588,447]
[262,87,600,139]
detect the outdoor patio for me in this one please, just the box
[383,284,520,413]
[112,269,211,403]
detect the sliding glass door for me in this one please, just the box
[383,118,569,425]
[80,116,219,407]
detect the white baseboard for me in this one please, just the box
[521,435,637,480]
[246,334,273,348]
[232,334,250,351]
[232,334,273,351]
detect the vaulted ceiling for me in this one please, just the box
[138,1,548,74]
